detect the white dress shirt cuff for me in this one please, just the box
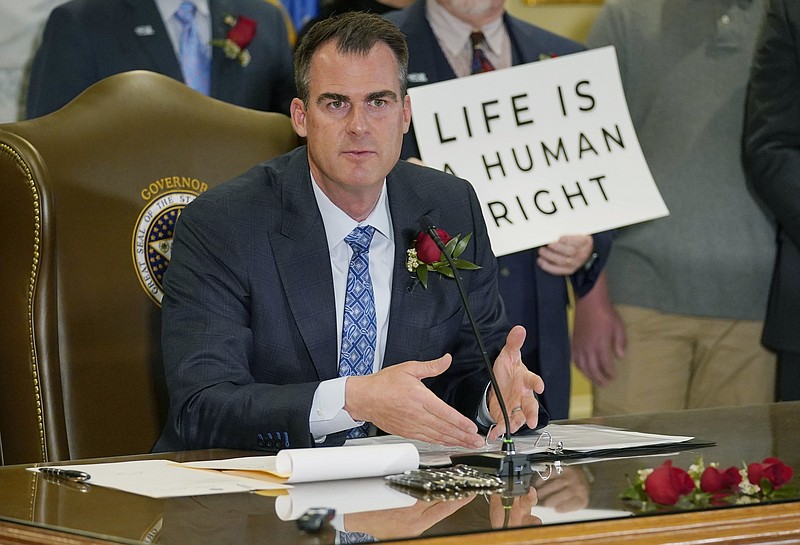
[310,376,362,441]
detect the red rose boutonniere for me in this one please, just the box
[212,14,256,67]
[621,456,796,512]
[406,229,480,289]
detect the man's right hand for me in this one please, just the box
[572,271,626,387]
[344,355,486,449]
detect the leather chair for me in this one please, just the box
[0,71,300,465]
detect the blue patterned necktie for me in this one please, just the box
[339,225,377,439]
[339,530,377,543]
[470,31,495,74]
[174,1,210,95]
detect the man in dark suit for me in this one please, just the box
[385,0,612,420]
[26,0,296,118]
[744,0,800,401]
[155,11,546,452]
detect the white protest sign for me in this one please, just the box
[408,46,668,256]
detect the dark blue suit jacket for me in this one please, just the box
[155,147,546,451]
[386,1,612,419]
[26,0,296,118]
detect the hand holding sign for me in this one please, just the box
[408,47,668,256]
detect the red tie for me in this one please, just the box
[470,31,495,74]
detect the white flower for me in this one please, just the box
[739,480,761,496]
[637,468,654,485]
[405,248,419,272]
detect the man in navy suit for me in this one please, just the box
[744,0,800,402]
[385,0,612,420]
[26,0,296,118]
[155,11,546,452]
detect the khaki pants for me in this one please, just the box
[593,305,776,416]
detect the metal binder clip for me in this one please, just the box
[534,430,551,449]
[548,441,565,456]
[534,431,564,456]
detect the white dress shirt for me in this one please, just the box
[308,175,395,440]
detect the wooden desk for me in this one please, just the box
[1,403,799,545]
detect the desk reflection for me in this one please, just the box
[2,404,798,545]
[156,466,594,544]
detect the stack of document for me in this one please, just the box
[28,443,419,498]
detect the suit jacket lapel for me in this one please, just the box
[504,13,559,65]
[126,0,183,80]
[383,167,437,367]
[208,0,235,98]
[269,151,339,381]
[404,1,457,86]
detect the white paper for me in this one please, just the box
[408,46,669,256]
[273,477,416,520]
[534,506,633,524]
[182,443,420,483]
[349,424,693,467]
[28,460,288,498]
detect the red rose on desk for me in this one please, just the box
[622,456,798,512]
[748,457,794,489]
[644,460,695,505]
[415,229,452,264]
[700,465,741,494]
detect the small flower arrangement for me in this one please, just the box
[406,228,480,289]
[621,457,796,512]
[212,14,256,67]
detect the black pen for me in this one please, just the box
[38,467,91,483]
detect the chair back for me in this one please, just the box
[0,70,300,465]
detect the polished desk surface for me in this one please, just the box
[1,403,799,545]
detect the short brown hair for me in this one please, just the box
[294,11,409,105]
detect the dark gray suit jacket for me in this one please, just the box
[26,0,295,118]
[386,1,612,419]
[155,147,542,451]
[744,0,800,353]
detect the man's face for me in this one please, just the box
[290,41,411,217]
[438,0,505,24]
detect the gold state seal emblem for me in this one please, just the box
[132,183,203,305]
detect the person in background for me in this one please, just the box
[26,0,296,118]
[296,0,414,45]
[154,11,547,453]
[385,0,612,420]
[743,0,800,402]
[0,1,68,122]
[574,0,776,414]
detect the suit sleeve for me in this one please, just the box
[569,229,613,298]
[26,5,100,118]
[744,0,800,248]
[160,191,319,451]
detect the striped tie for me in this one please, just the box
[174,1,210,94]
[470,31,495,74]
